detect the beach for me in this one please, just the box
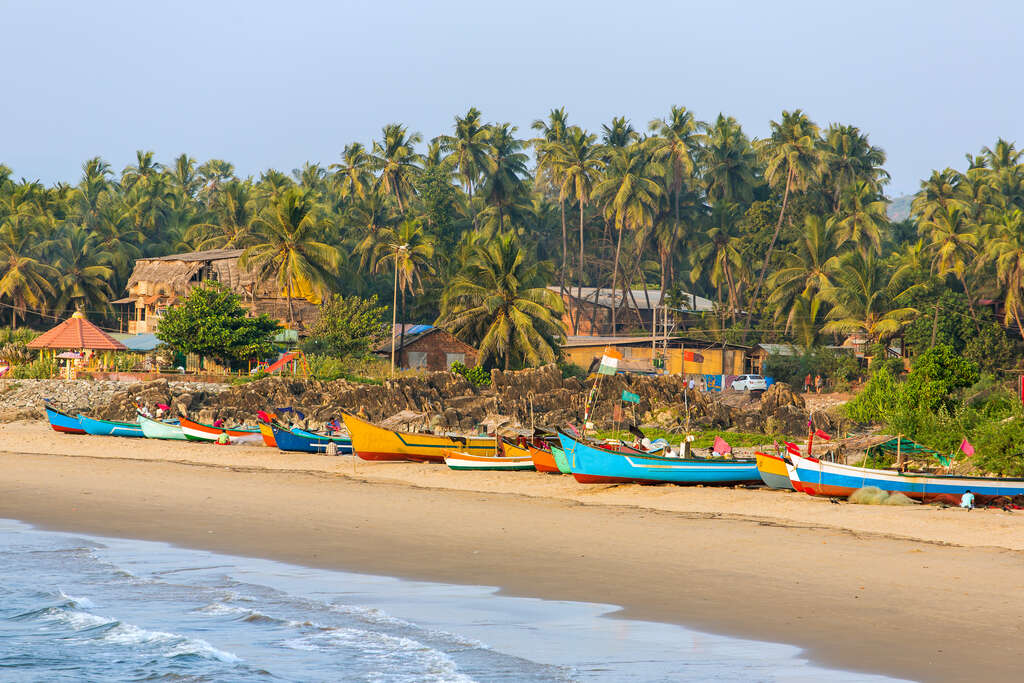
[2,421,1023,681]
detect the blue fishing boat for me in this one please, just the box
[44,404,85,434]
[558,432,761,485]
[271,423,353,455]
[291,426,353,447]
[78,415,145,438]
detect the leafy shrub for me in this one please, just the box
[0,328,39,345]
[763,347,861,386]
[10,355,57,379]
[558,360,587,380]
[301,294,389,358]
[0,343,33,364]
[451,361,491,386]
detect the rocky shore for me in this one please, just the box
[2,365,842,437]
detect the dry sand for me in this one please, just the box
[2,420,1023,681]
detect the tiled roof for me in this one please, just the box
[27,313,127,351]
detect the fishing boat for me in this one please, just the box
[138,414,188,441]
[78,415,145,438]
[291,425,352,444]
[755,451,794,490]
[789,451,1024,503]
[257,420,278,447]
[559,432,761,485]
[270,422,353,455]
[443,449,535,471]
[550,445,572,474]
[44,404,85,434]
[342,413,496,463]
[527,443,562,473]
[179,416,263,444]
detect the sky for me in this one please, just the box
[3,0,1023,196]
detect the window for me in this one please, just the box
[446,352,465,367]
[406,351,428,369]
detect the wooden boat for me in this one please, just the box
[257,420,278,447]
[755,451,794,490]
[527,444,561,473]
[180,416,263,444]
[789,452,1024,504]
[342,413,496,463]
[444,449,535,471]
[138,414,188,441]
[270,422,353,454]
[550,445,572,474]
[44,404,85,434]
[292,425,352,446]
[559,432,760,485]
[78,414,145,438]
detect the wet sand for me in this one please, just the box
[2,420,1022,681]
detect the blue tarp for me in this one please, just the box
[111,333,160,352]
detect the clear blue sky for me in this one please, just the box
[3,0,1022,196]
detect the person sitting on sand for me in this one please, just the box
[961,490,975,510]
[216,430,230,446]
[213,418,224,428]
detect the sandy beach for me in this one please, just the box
[2,420,1023,681]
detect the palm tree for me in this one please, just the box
[372,123,423,212]
[328,142,373,204]
[241,188,339,326]
[185,180,256,249]
[751,110,823,304]
[648,106,701,245]
[921,205,981,328]
[121,150,162,190]
[372,219,435,354]
[169,154,200,199]
[552,126,604,332]
[436,107,493,201]
[985,209,1024,338]
[51,225,115,316]
[593,144,663,332]
[479,123,529,231]
[532,108,572,290]
[0,217,58,327]
[198,159,236,194]
[700,114,758,206]
[601,116,638,151]
[351,190,396,272]
[690,203,744,322]
[834,180,888,255]
[822,124,889,210]
[766,215,840,334]
[819,250,918,342]
[911,168,968,223]
[438,232,564,369]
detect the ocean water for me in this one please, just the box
[0,519,903,682]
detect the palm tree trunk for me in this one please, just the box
[286,270,295,327]
[575,201,586,335]
[611,224,625,335]
[559,197,569,325]
[399,288,407,361]
[959,274,982,333]
[745,165,793,339]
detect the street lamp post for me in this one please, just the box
[390,244,408,378]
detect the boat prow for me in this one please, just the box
[342,412,496,463]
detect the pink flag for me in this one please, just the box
[960,438,975,456]
[713,435,732,454]
[785,442,801,456]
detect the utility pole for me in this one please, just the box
[389,244,408,378]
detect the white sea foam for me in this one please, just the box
[58,590,95,609]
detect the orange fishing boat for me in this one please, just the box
[526,443,561,473]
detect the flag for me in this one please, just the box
[960,438,975,456]
[683,351,704,363]
[814,429,832,441]
[621,390,640,404]
[564,423,580,437]
[598,347,622,375]
[257,410,273,423]
[713,435,732,454]
[784,442,801,456]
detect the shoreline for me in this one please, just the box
[3,422,1024,680]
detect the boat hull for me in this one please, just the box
[271,423,353,454]
[559,433,760,485]
[180,417,263,444]
[550,446,572,474]
[790,452,1024,503]
[755,451,795,490]
[343,413,496,463]
[78,415,144,438]
[138,414,188,441]
[257,421,278,447]
[527,444,561,473]
[44,405,86,434]
[444,449,535,471]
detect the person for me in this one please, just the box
[325,440,339,457]
[804,374,812,393]
[961,490,975,510]
[688,377,695,391]
[213,418,224,428]
[216,430,230,446]
[139,404,152,418]
[814,374,823,394]
[698,376,707,392]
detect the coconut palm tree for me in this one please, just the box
[819,250,918,342]
[834,180,889,255]
[185,180,256,250]
[766,214,840,334]
[822,124,889,210]
[984,209,1024,338]
[372,123,423,212]
[552,126,604,331]
[438,231,564,369]
[532,108,572,289]
[371,219,435,354]
[648,106,701,244]
[121,150,162,190]
[600,116,638,151]
[479,123,529,232]
[0,217,58,327]
[751,110,824,303]
[51,225,115,316]
[911,168,969,223]
[328,143,373,204]
[690,203,744,322]
[699,114,758,206]
[436,107,493,201]
[241,188,339,326]
[593,144,663,332]
[921,205,981,328]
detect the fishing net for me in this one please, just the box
[848,486,918,506]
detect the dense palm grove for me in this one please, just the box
[2,106,1024,370]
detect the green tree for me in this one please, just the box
[372,123,423,212]
[156,283,279,363]
[303,294,388,357]
[766,214,840,335]
[700,114,758,206]
[436,107,493,201]
[50,225,115,316]
[438,232,564,369]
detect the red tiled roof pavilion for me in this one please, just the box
[27,312,127,351]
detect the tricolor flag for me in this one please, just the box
[960,438,975,456]
[713,435,732,454]
[598,347,623,375]
[814,429,832,441]
[784,442,801,456]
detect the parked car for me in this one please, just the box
[732,374,768,391]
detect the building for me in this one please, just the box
[114,249,320,334]
[561,335,750,380]
[747,343,802,375]
[550,286,715,336]
[374,325,478,371]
